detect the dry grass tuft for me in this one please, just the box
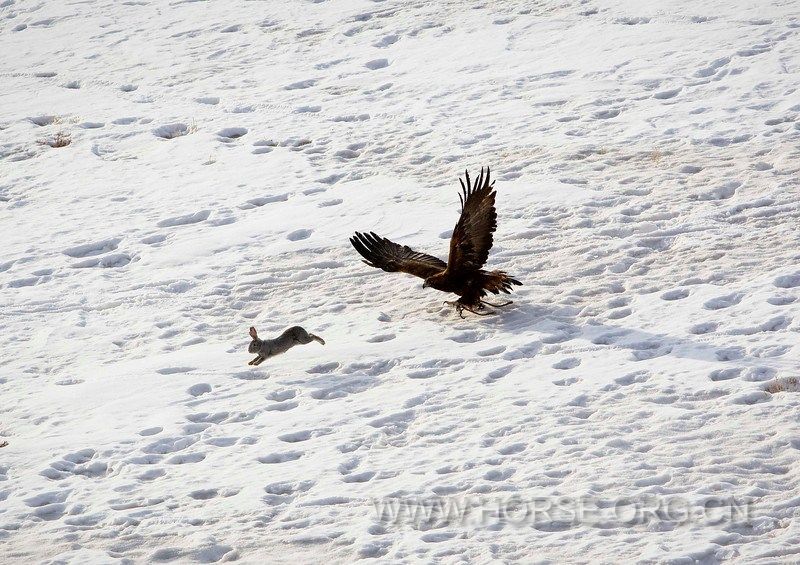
[765,377,799,394]
[38,131,71,148]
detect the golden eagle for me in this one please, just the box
[350,167,521,317]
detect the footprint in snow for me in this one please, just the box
[287,229,313,241]
[187,383,211,397]
[239,194,288,209]
[63,237,121,258]
[265,400,298,411]
[715,347,745,361]
[708,367,742,382]
[40,449,108,480]
[72,252,133,269]
[689,322,717,334]
[284,78,318,90]
[277,430,313,444]
[485,365,513,381]
[266,389,296,402]
[661,288,689,301]
[767,295,795,306]
[703,292,744,310]
[152,123,191,139]
[216,127,247,141]
[156,210,210,227]
[156,366,196,375]
[774,273,800,289]
[553,357,580,370]
[258,451,303,464]
[364,58,389,70]
[343,470,376,483]
[653,87,681,100]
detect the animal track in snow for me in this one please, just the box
[24,490,71,521]
[263,480,314,506]
[695,56,730,78]
[72,253,133,269]
[240,194,288,209]
[63,237,121,258]
[285,79,318,90]
[365,58,389,70]
[342,470,375,483]
[485,365,514,381]
[28,115,58,126]
[629,342,672,361]
[689,322,718,334]
[716,347,745,361]
[143,436,198,454]
[767,295,795,306]
[286,228,313,241]
[477,345,506,357]
[266,389,297,402]
[728,315,791,335]
[710,368,741,381]
[774,273,800,289]
[368,410,415,435]
[696,180,740,200]
[156,210,210,227]
[408,368,438,379]
[615,16,650,25]
[310,378,371,400]
[661,288,689,301]
[307,362,339,374]
[187,383,211,397]
[703,292,744,310]
[40,449,108,480]
[653,87,681,100]
[265,400,298,411]
[153,123,191,139]
[278,430,313,443]
[553,357,581,370]
[216,127,247,141]
[156,366,196,375]
[258,451,303,464]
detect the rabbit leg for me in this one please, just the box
[309,334,325,345]
[249,355,265,366]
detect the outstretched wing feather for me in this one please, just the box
[447,167,497,274]
[350,231,446,280]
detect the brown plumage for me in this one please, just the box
[350,167,521,317]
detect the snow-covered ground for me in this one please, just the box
[2,0,800,562]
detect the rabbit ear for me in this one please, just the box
[249,327,259,339]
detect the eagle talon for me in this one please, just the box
[444,300,493,317]
[463,305,493,316]
[481,300,513,308]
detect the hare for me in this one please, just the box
[248,326,325,366]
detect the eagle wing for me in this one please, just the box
[350,231,446,280]
[446,167,497,275]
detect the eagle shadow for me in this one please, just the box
[482,300,760,366]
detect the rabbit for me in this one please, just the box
[247,326,325,366]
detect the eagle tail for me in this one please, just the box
[482,270,522,295]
